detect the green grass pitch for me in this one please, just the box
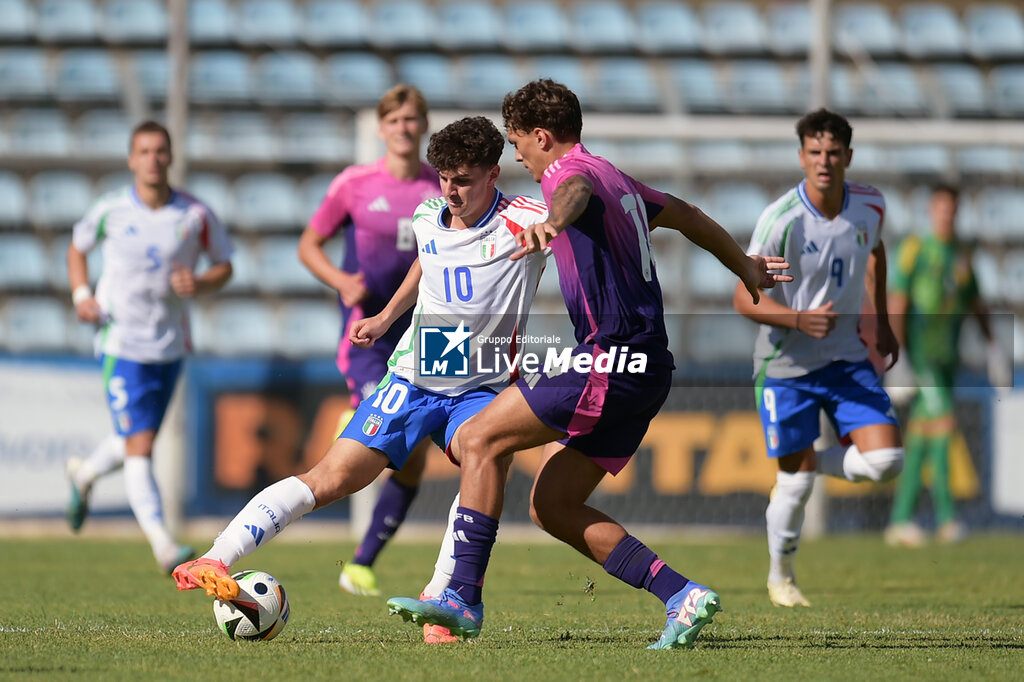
[2,532,1022,680]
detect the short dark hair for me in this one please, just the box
[427,116,504,173]
[130,120,172,152]
[502,79,582,142]
[931,182,959,202]
[795,108,853,148]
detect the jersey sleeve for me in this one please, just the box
[70,195,115,253]
[889,235,920,296]
[199,205,234,263]
[307,169,353,238]
[747,206,784,257]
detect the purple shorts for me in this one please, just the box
[515,343,672,475]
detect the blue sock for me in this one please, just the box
[602,535,688,606]
[352,477,418,567]
[446,506,499,605]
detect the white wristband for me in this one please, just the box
[72,284,93,306]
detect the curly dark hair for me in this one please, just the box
[426,116,505,173]
[796,108,853,148]
[501,79,582,142]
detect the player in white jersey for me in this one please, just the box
[65,120,234,573]
[171,117,550,625]
[734,109,903,608]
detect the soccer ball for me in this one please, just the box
[212,570,290,641]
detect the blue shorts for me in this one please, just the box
[102,356,182,437]
[757,360,899,458]
[339,374,498,469]
[516,343,672,475]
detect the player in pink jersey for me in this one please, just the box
[297,85,442,600]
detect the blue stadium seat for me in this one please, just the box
[635,1,701,54]
[236,0,298,45]
[964,4,1024,60]
[859,62,927,117]
[276,301,342,358]
[615,139,683,174]
[974,187,1024,239]
[131,50,169,100]
[705,181,769,237]
[1,297,69,352]
[185,172,233,225]
[219,237,256,293]
[55,49,119,101]
[931,63,990,117]
[687,310,758,363]
[0,48,49,99]
[750,141,798,171]
[323,53,394,108]
[232,172,300,231]
[188,0,233,44]
[214,112,278,161]
[0,171,27,227]
[668,59,724,113]
[957,146,1017,176]
[255,51,319,104]
[36,0,97,42]
[701,2,766,55]
[568,1,637,53]
[990,65,1024,117]
[76,109,130,158]
[899,3,965,58]
[688,141,750,171]
[100,0,166,42]
[435,1,501,50]
[46,234,101,289]
[456,55,522,109]
[395,53,455,107]
[367,0,435,50]
[281,114,353,164]
[873,185,913,238]
[688,248,743,299]
[28,170,93,229]
[889,144,950,175]
[503,1,569,52]
[590,57,661,112]
[190,51,252,103]
[523,56,590,102]
[0,234,48,289]
[9,109,72,157]
[197,299,276,356]
[766,2,810,56]
[828,63,859,113]
[94,171,132,197]
[301,0,366,47]
[725,60,794,113]
[848,143,886,173]
[296,173,337,225]
[833,2,900,56]
[252,235,319,294]
[0,0,33,40]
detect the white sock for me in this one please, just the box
[766,470,815,584]
[124,455,176,562]
[74,434,125,492]
[203,476,316,568]
[817,444,904,482]
[421,492,460,598]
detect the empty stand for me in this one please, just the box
[701,2,766,55]
[254,51,320,105]
[503,1,569,52]
[834,2,901,56]
[367,0,436,51]
[0,234,49,288]
[190,50,253,103]
[75,109,131,158]
[275,301,341,357]
[435,1,501,51]
[323,52,394,108]
[301,0,367,47]
[232,172,300,231]
[900,2,965,58]
[0,48,50,100]
[28,170,93,228]
[100,0,166,43]
[568,1,637,53]
[235,0,299,46]
[0,171,27,227]
[590,57,661,112]
[0,297,69,352]
[36,0,97,42]
[964,3,1024,60]
[635,1,701,55]
[766,2,811,56]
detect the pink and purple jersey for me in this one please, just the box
[308,158,440,400]
[540,144,674,367]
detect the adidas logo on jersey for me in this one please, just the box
[368,196,391,212]
[802,241,820,255]
[421,240,438,255]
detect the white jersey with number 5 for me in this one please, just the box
[746,181,885,379]
[72,187,234,364]
[388,190,549,395]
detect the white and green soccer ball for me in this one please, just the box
[212,570,290,641]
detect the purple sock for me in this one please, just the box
[602,535,689,606]
[352,477,418,567]
[446,506,499,605]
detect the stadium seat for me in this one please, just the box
[395,53,455,107]
[301,0,366,47]
[236,0,298,46]
[8,109,72,157]
[0,171,27,227]
[254,51,319,105]
[75,109,130,158]
[833,2,900,56]
[131,50,169,100]
[213,112,278,161]
[94,171,132,198]
[219,236,256,293]
[688,248,742,299]
[724,60,794,114]
[590,57,661,112]
[251,235,319,294]
[848,143,886,173]
[859,62,928,117]
[0,234,48,289]
[100,0,166,43]
[275,301,342,358]
[46,233,101,289]
[964,4,1024,60]
[54,48,120,102]
[899,2,965,58]
[455,54,522,109]
[648,229,684,295]
[688,140,750,171]
[190,51,252,103]
[197,299,276,356]
[188,0,233,44]
[296,173,338,225]
[323,53,394,108]
[503,1,569,52]
[184,172,233,225]
[0,48,50,100]
[0,297,69,352]
[700,2,766,55]
[232,172,300,231]
[567,1,637,53]
[990,65,1024,117]
[1000,252,1024,305]
[668,59,724,113]
[367,0,435,50]
[974,186,1024,239]
[872,185,913,238]
[766,2,810,56]
[0,0,33,40]
[931,63,990,117]
[615,138,684,174]
[35,0,97,42]
[705,181,769,237]
[889,143,950,176]
[749,141,798,171]
[523,56,591,103]
[280,114,353,164]
[635,1,701,55]
[687,310,758,363]
[435,1,501,51]
[28,170,93,229]
[957,146,1017,176]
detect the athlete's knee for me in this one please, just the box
[453,421,502,466]
[861,447,904,482]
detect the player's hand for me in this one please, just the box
[75,297,103,323]
[510,221,562,261]
[741,255,792,303]
[875,322,899,369]
[170,265,197,298]
[338,271,369,308]
[349,315,387,348]
[795,301,838,339]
